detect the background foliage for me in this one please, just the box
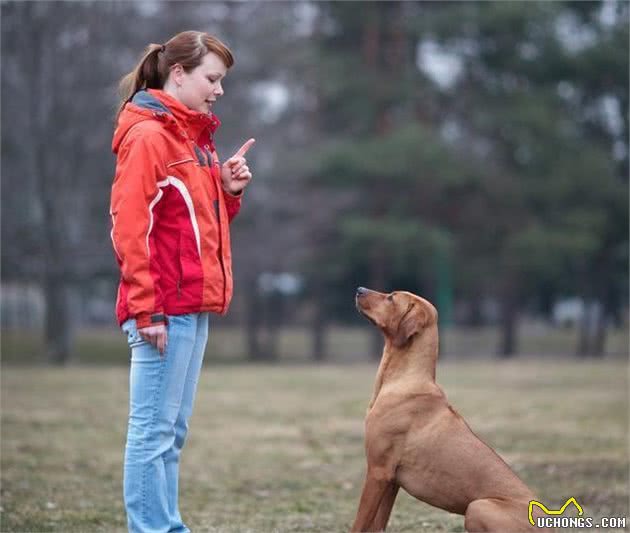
[1,1,628,361]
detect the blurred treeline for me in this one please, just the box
[1,1,628,363]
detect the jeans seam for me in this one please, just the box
[140,348,167,529]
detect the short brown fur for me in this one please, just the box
[351,288,551,533]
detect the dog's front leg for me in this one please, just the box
[351,471,395,532]
[372,483,399,532]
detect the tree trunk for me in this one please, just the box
[361,8,379,68]
[262,293,281,362]
[576,298,592,357]
[591,285,615,358]
[26,7,74,365]
[468,292,485,327]
[592,311,607,357]
[576,298,604,357]
[498,280,518,358]
[44,276,72,365]
[311,297,327,362]
[246,287,279,363]
[245,277,264,361]
[369,245,387,360]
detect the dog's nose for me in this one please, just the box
[356,286,367,297]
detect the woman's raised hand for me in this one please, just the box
[221,138,255,195]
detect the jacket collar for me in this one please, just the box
[131,89,221,145]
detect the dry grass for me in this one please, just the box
[1,359,628,532]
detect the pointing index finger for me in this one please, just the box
[234,138,256,158]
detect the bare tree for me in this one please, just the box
[2,2,150,362]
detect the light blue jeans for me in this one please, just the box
[122,313,209,533]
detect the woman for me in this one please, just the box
[110,31,254,532]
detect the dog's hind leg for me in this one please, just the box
[371,483,399,531]
[351,472,394,532]
[464,498,544,532]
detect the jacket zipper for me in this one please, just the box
[206,144,228,312]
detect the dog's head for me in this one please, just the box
[355,287,438,348]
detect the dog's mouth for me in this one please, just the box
[356,303,379,327]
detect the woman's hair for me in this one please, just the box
[117,31,234,117]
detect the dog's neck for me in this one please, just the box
[368,326,439,409]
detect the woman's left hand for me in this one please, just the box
[221,138,255,195]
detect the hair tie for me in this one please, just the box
[160,44,166,53]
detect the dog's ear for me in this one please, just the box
[392,304,428,348]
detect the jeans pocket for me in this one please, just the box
[122,319,148,349]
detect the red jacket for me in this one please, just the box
[110,89,241,329]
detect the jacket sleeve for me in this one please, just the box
[110,128,168,329]
[223,189,242,222]
[211,149,243,222]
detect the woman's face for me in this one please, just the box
[173,52,227,114]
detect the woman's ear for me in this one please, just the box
[392,304,428,348]
[170,64,184,87]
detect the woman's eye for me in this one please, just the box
[387,295,394,302]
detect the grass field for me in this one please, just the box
[2,323,628,365]
[1,358,628,532]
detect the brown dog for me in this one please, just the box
[351,287,548,532]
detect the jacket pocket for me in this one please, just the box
[178,232,204,296]
[167,154,196,169]
[122,319,147,349]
